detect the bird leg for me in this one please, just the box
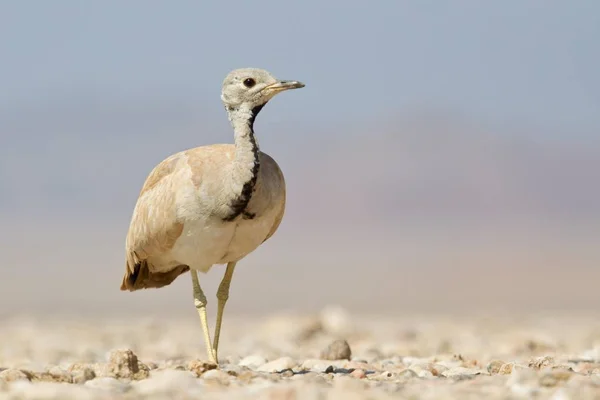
[212,261,237,363]
[191,270,217,364]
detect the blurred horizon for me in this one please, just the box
[1,1,598,318]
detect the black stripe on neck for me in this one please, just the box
[222,103,266,222]
[248,103,265,131]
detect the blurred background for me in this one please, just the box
[0,1,598,319]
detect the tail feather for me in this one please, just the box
[120,260,189,291]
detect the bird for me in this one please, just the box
[119,68,305,364]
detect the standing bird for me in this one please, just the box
[120,68,305,364]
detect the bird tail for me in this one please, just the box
[120,260,189,291]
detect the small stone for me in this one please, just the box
[146,362,159,370]
[321,339,352,361]
[50,367,73,383]
[187,360,217,377]
[487,359,505,374]
[410,362,445,378]
[220,365,247,377]
[304,362,336,373]
[441,367,483,378]
[499,363,514,375]
[91,363,112,378]
[33,369,73,383]
[202,369,231,385]
[418,369,435,379]
[529,355,555,370]
[279,368,295,378]
[431,364,449,376]
[257,357,297,373]
[301,359,347,371]
[345,361,371,371]
[580,347,600,362]
[68,363,96,384]
[238,355,267,369]
[350,369,366,379]
[108,349,149,380]
[539,370,574,387]
[0,369,31,382]
[397,369,418,379]
[237,370,255,383]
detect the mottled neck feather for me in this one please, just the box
[222,103,266,221]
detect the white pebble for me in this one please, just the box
[442,367,484,378]
[239,355,268,369]
[257,357,297,373]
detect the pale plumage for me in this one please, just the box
[120,68,304,364]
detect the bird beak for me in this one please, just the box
[264,80,305,93]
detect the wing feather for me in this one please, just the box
[121,153,186,291]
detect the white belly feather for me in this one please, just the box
[161,215,275,273]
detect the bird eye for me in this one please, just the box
[243,78,256,88]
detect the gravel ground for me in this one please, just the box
[2,307,600,399]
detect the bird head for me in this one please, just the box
[221,68,305,111]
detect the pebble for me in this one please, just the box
[410,362,447,377]
[350,369,366,379]
[0,369,31,382]
[68,364,96,384]
[202,369,231,385]
[539,370,574,387]
[530,355,555,370]
[320,339,352,361]
[487,359,505,374]
[238,354,267,369]
[257,357,297,373]
[396,369,418,380]
[107,349,149,380]
[34,366,72,383]
[345,361,373,371]
[279,368,295,378]
[442,366,483,378]
[498,363,515,375]
[187,359,217,377]
[301,359,346,370]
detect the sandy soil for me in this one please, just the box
[2,308,600,399]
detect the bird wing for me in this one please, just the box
[263,157,286,243]
[122,153,185,289]
[263,188,285,243]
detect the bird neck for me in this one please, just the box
[223,103,265,221]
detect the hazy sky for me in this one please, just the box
[1,1,599,316]
[1,0,599,132]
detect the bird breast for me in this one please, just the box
[160,151,285,273]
